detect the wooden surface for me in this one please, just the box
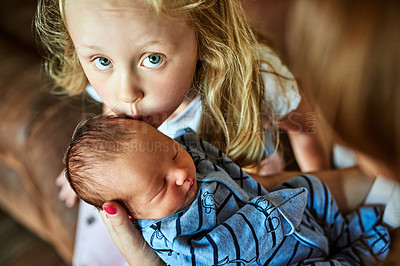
[0,208,67,266]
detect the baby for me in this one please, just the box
[65,115,390,265]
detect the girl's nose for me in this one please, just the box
[118,72,143,104]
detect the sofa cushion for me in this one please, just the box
[0,35,101,262]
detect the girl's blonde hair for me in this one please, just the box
[288,0,400,177]
[35,0,87,95]
[35,0,279,167]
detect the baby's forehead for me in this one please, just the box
[128,138,173,155]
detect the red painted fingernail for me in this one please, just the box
[103,205,117,215]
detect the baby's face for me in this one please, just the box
[109,123,198,220]
[64,0,199,128]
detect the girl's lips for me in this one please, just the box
[125,112,171,128]
[125,115,160,128]
[126,115,152,125]
[126,114,143,120]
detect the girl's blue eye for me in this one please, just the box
[142,54,164,69]
[94,57,112,70]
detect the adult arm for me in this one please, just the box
[279,96,331,172]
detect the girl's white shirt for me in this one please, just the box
[86,48,301,139]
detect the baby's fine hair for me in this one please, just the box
[65,115,142,215]
[36,0,281,168]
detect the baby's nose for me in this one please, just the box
[174,168,188,186]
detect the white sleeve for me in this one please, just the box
[158,96,202,139]
[261,48,301,119]
[86,85,103,103]
[364,176,400,229]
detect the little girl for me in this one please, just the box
[35,0,330,264]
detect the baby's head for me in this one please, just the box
[65,115,197,219]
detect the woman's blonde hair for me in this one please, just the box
[288,0,400,177]
[35,0,280,167]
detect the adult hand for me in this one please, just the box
[100,201,164,266]
[55,170,78,208]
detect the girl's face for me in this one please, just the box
[110,122,198,220]
[65,0,199,128]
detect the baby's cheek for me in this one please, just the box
[159,202,180,218]
[170,194,186,212]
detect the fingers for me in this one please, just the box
[99,206,121,248]
[99,201,140,261]
[55,170,66,186]
[58,181,78,207]
[56,170,78,208]
[100,201,141,246]
[64,189,78,208]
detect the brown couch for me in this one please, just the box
[0,0,101,263]
[0,1,398,265]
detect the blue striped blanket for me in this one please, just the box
[138,129,390,265]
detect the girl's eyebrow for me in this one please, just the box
[139,40,163,46]
[137,40,176,51]
[76,40,174,55]
[76,44,102,51]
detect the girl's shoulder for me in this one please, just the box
[259,45,301,118]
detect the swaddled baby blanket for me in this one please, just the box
[138,129,390,265]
